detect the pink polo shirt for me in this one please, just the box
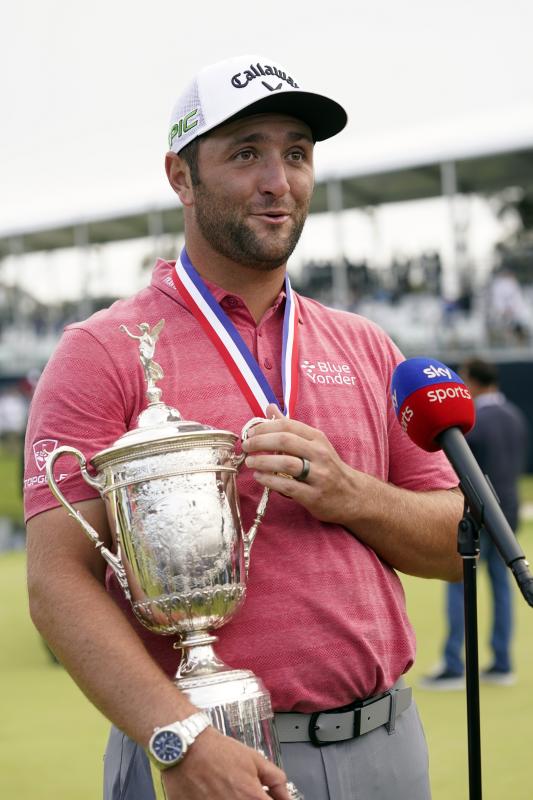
[24,258,457,712]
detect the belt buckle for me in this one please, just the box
[307,708,362,747]
[308,711,328,747]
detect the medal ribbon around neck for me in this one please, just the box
[172,248,299,418]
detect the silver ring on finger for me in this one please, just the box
[294,456,311,482]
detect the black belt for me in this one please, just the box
[274,685,412,747]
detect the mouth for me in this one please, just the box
[251,210,291,225]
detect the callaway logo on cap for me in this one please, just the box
[167,54,348,154]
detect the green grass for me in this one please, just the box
[0,550,109,799]
[519,474,533,504]
[405,521,533,800]
[1,523,532,798]
[0,443,24,524]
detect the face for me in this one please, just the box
[184,114,314,271]
[458,369,480,397]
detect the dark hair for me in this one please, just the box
[179,138,201,186]
[461,357,499,387]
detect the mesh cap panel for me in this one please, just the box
[168,79,206,152]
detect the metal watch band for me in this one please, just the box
[175,711,211,744]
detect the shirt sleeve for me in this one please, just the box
[23,327,130,523]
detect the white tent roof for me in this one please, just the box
[2,107,533,259]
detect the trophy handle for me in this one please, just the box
[45,446,131,599]
[242,485,270,575]
[237,415,267,464]
[232,417,271,575]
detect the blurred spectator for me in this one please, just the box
[423,251,442,296]
[0,386,29,453]
[421,358,529,689]
[18,368,42,401]
[485,267,530,346]
[17,368,42,492]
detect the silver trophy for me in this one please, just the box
[46,320,302,800]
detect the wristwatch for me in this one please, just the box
[147,711,211,770]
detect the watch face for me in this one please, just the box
[151,730,184,764]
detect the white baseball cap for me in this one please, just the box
[168,54,348,154]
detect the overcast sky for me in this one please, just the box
[1,1,533,303]
[3,0,533,231]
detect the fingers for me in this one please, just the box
[243,429,315,460]
[250,470,310,500]
[242,405,352,522]
[256,756,291,800]
[245,453,312,481]
[246,404,318,443]
[163,729,290,800]
[265,783,292,800]
[242,407,327,494]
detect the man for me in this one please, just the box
[24,55,463,800]
[421,358,528,690]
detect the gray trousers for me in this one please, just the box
[103,701,430,800]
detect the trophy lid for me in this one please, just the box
[92,402,238,469]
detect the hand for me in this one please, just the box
[241,404,360,526]
[162,726,291,799]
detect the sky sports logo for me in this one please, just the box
[400,383,471,431]
[422,364,453,380]
[392,363,455,412]
[392,358,475,450]
[427,385,471,403]
[400,404,414,431]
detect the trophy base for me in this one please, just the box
[177,667,279,765]
[176,668,303,800]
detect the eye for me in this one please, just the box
[287,149,306,162]
[233,149,256,162]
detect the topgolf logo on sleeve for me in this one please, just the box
[32,439,58,471]
[25,439,68,491]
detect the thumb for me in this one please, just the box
[266,403,284,420]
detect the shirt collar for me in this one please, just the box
[151,257,292,319]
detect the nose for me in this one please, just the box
[257,154,291,198]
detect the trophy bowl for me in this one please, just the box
[92,422,247,638]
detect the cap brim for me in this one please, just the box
[220,90,347,142]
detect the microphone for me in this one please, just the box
[391,357,533,607]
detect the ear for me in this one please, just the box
[165,152,194,206]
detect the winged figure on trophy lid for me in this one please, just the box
[120,319,165,403]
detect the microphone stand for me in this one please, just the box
[456,506,483,800]
[439,428,533,800]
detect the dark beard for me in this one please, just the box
[193,185,308,271]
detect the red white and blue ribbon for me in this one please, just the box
[172,248,299,418]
